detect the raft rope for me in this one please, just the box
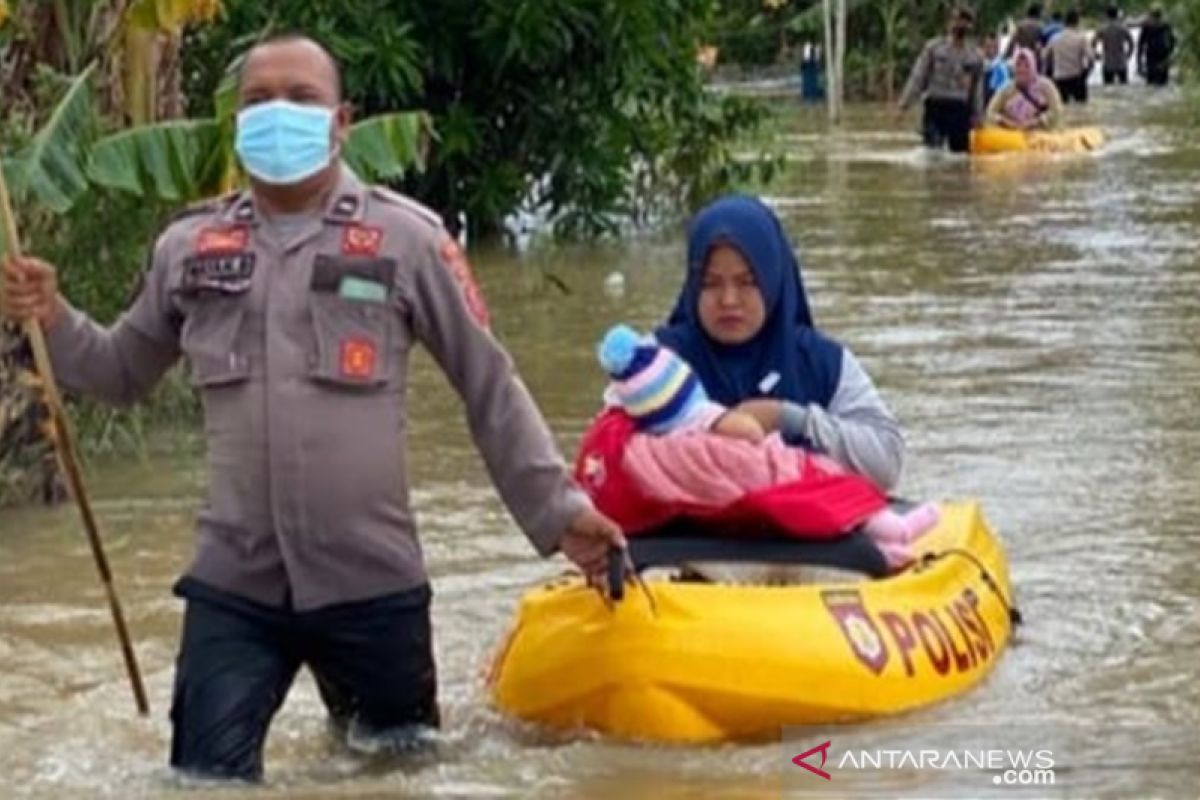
[918,548,1024,628]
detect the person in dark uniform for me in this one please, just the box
[1138,7,1176,86]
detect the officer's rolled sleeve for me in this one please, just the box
[409,237,590,554]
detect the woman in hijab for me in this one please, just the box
[654,194,904,491]
[985,47,1063,130]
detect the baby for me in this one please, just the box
[598,324,938,568]
[598,324,768,443]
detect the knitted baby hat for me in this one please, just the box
[597,324,722,434]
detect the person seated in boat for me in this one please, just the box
[985,47,1063,131]
[653,193,904,492]
[594,324,939,568]
[577,194,925,574]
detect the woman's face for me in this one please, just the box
[1015,56,1035,86]
[698,244,767,345]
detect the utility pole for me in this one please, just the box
[823,0,847,123]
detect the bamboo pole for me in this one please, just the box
[0,169,150,717]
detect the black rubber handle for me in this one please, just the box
[607,546,626,602]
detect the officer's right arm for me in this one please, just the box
[897,42,933,111]
[41,241,181,407]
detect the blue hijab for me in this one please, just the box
[655,194,844,408]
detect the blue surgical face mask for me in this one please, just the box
[235,100,336,185]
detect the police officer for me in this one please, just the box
[1,35,625,780]
[894,5,984,155]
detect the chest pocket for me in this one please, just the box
[175,253,255,388]
[307,254,399,388]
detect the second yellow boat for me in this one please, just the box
[970,126,1105,155]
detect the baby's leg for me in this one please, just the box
[861,503,941,568]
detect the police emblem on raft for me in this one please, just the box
[822,589,889,675]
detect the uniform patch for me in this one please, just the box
[196,225,249,255]
[339,337,377,379]
[181,253,256,294]
[342,225,384,257]
[439,238,490,328]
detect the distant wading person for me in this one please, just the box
[1093,5,1135,85]
[982,34,1012,109]
[895,6,984,154]
[1138,7,1176,86]
[1005,3,1045,65]
[0,35,625,781]
[1045,9,1093,103]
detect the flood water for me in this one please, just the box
[1,87,1198,798]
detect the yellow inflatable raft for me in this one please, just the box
[488,501,1017,743]
[970,126,1105,155]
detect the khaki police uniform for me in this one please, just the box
[45,165,590,611]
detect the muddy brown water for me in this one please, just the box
[1,88,1198,798]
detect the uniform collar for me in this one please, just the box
[218,163,368,227]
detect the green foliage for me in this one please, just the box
[339,113,432,185]
[24,185,170,324]
[1,63,96,217]
[181,0,774,239]
[87,117,229,200]
[715,0,817,67]
[1174,0,1200,74]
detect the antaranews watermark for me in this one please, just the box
[782,723,1198,798]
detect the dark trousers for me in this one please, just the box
[169,577,439,781]
[1102,67,1128,85]
[921,98,972,154]
[1054,74,1088,103]
[1145,62,1170,86]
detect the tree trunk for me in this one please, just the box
[156,32,184,120]
[123,25,158,125]
[0,325,65,507]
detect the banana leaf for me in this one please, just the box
[87,118,230,202]
[4,64,97,214]
[343,112,432,184]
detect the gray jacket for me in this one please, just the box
[779,350,905,492]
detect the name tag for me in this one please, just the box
[180,253,256,294]
[339,275,388,303]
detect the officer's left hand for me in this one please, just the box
[560,507,626,592]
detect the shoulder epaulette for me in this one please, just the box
[166,190,243,225]
[368,186,443,230]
